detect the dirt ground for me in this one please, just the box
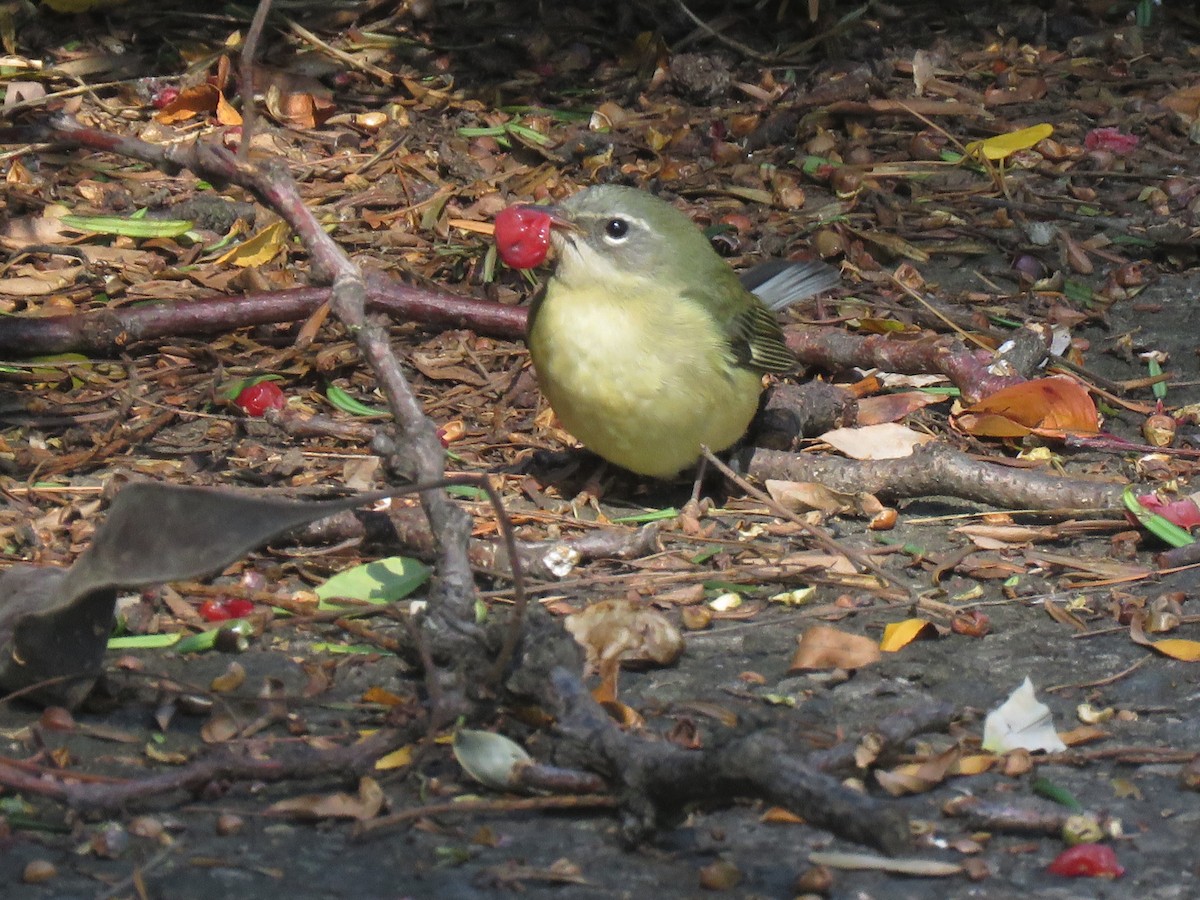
[2,0,1200,897]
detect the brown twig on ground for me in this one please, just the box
[806,701,959,774]
[743,442,1125,512]
[288,500,661,582]
[0,271,526,357]
[784,324,1049,405]
[703,448,912,598]
[0,728,403,811]
[29,115,487,691]
[509,659,911,854]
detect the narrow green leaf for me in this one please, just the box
[1122,487,1195,548]
[326,384,388,417]
[220,373,283,401]
[611,507,678,524]
[309,642,380,655]
[175,627,225,654]
[107,633,183,650]
[1147,357,1166,401]
[1032,777,1083,811]
[703,580,748,594]
[446,484,487,500]
[60,214,195,239]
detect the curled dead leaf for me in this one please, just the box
[266,776,384,821]
[564,599,684,673]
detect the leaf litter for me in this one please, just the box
[2,0,1200,896]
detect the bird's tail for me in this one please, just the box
[741,259,841,311]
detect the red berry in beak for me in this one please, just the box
[494,205,554,269]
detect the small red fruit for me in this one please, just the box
[223,598,255,618]
[152,86,180,109]
[494,205,554,269]
[198,599,234,622]
[1047,844,1124,879]
[234,381,286,417]
[198,597,254,622]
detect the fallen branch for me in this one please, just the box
[0,728,402,812]
[0,271,525,357]
[743,442,1125,512]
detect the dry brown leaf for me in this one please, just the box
[876,745,963,797]
[855,391,944,426]
[1043,599,1088,632]
[564,599,685,673]
[1129,612,1200,661]
[819,423,935,460]
[266,776,384,821]
[789,624,882,671]
[765,479,856,515]
[954,524,1059,549]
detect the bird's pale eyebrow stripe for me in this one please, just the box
[584,212,653,233]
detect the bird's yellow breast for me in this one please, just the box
[527,277,763,477]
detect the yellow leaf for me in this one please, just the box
[217,220,290,268]
[1144,638,1200,661]
[790,624,882,671]
[950,754,997,776]
[374,744,415,770]
[880,618,937,652]
[965,124,1054,161]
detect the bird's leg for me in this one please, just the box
[688,454,709,507]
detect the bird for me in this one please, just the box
[495,184,839,478]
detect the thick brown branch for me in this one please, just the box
[743,442,1125,511]
[0,272,525,357]
[785,325,1048,404]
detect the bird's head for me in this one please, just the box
[494,185,724,289]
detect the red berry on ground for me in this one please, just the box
[152,86,180,109]
[494,205,553,269]
[235,381,286,417]
[1047,844,1124,879]
[199,599,234,622]
[223,598,255,618]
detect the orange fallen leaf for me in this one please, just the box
[154,84,239,125]
[953,376,1099,439]
[761,806,805,824]
[880,618,939,652]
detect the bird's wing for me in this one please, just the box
[727,300,796,374]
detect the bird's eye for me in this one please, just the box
[604,218,630,241]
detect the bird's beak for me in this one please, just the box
[539,205,581,233]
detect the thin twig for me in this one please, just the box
[701,447,913,599]
[238,0,273,162]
